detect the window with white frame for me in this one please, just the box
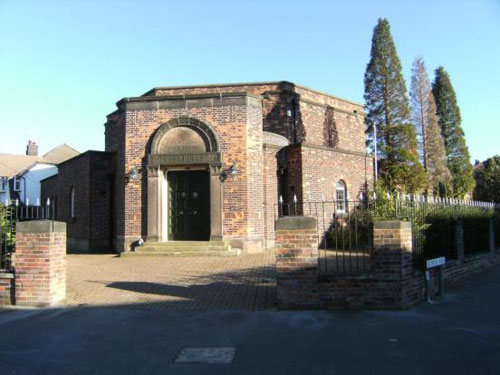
[0,177,7,192]
[13,176,22,191]
[69,187,75,218]
[336,180,347,213]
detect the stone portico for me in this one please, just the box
[109,92,267,253]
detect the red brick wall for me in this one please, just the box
[0,274,14,305]
[41,151,115,252]
[42,154,90,249]
[88,153,115,250]
[301,146,372,202]
[14,221,66,307]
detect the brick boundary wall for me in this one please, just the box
[423,251,500,298]
[0,273,14,305]
[14,221,67,307]
[318,221,419,309]
[276,218,500,310]
[405,219,500,301]
[275,218,418,309]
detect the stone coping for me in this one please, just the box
[0,272,14,279]
[16,220,66,233]
[118,91,261,106]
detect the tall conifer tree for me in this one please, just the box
[364,18,426,193]
[432,67,475,197]
[410,57,452,195]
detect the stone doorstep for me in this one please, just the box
[121,241,241,257]
[121,249,242,257]
[120,241,241,256]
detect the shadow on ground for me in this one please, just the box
[72,262,277,311]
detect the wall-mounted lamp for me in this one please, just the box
[125,166,142,183]
[220,164,238,182]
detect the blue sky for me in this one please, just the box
[0,0,499,162]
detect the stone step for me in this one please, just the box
[120,240,239,257]
[136,246,230,253]
[140,241,227,248]
[121,249,242,257]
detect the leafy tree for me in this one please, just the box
[473,156,500,203]
[410,57,452,195]
[364,18,427,193]
[432,67,475,197]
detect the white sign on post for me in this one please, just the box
[426,257,446,269]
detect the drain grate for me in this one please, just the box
[174,347,236,364]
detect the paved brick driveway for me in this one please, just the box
[67,252,276,311]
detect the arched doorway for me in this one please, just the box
[146,117,222,243]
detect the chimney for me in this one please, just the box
[26,140,38,156]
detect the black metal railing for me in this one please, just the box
[1,202,54,271]
[390,197,499,266]
[276,195,500,274]
[276,200,374,275]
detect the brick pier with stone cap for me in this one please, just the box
[15,220,66,307]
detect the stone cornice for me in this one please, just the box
[262,91,363,116]
[144,81,364,107]
[117,92,261,111]
[302,143,372,158]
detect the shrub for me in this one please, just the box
[462,210,491,255]
[0,204,15,270]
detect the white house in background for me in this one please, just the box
[0,141,79,205]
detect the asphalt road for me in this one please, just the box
[1,267,499,375]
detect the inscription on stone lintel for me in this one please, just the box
[148,152,222,166]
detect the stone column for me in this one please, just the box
[209,166,223,241]
[275,216,319,309]
[147,166,161,242]
[15,220,66,307]
[373,221,415,309]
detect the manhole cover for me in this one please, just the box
[174,347,236,364]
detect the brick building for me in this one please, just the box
[42,81,373,253]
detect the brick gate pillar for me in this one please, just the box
[15,221,66,307]
[373,221,417,308]
[275,216,319,309]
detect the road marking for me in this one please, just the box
[174,347,236,364]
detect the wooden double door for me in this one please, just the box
[167,170,210,241]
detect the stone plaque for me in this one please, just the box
[148,152,222,166]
